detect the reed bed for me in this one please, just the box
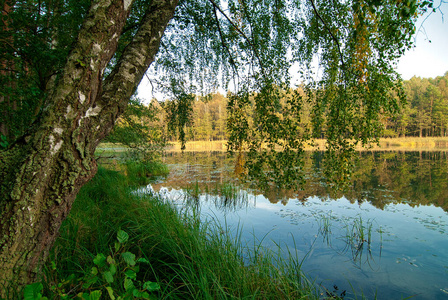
[164,137,448,152]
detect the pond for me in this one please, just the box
[141,151,448,299]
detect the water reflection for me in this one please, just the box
[159,151,448,211]
[144,151,448,299]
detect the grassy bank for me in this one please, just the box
[31,164,317,299]
[165,137,448,152]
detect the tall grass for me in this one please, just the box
[183,181,249,212]
[125,160,169,185]
[36,165,317,299]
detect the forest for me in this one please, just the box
[390,72,448,137]
[128,72,448,144]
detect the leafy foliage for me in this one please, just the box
[163,71,448,143]
[1,0,441,189]
[0,0,445,293]
[25,230,161,299]
[105,98,167,166]
[0,134,8,149]
[147,0,438,189]
[163,70,448,189]
[163,90,195,150]
[0,0,90,143]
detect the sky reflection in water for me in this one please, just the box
[142,151,448,299]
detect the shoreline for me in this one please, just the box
[162,137,448,152]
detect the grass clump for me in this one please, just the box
[34,165,316,299]
[125,160,169,185]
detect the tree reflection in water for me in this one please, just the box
[144,151,448,300]
[158,151,448,212]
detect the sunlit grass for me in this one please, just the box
[164,137,448,153]
[38,165,318,299]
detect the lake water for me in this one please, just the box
[142,151,448,299]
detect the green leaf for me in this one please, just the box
[132,265,140,274]
[109,263,117,275]
[76,58,86,67]
[143,281,161,292]
[133,290,150,298]
[107,255,115,265]
[137,257,150,264]
[93,253,106,267]
[123,278,135,291]
[91,267,98,276]
[88,290,102,300]
[124,269,137,280]
[59,274,76,288]
[114,242,121,252]
[117,230,129,244]
[105,287,115,300]
[103,271,114,283]
[23,282,43,300]
[121,252,136,266]
[82,275,98,289]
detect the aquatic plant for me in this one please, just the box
[341,216,382,268]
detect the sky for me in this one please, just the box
[396,1,448,80]
[137,2,448,102]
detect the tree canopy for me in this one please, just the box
[152,0,436,188]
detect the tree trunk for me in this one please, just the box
[0,0,14,139]
[0,0,178,295]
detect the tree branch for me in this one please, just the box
[212,4,239,78]
[309,0,346,69]
[97,0,179,142]
[208,0,267,78]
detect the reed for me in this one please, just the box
[165,140,228,152]
[341,216,380,267]
[125,159,169,185]
[316,213,332,246]
[163,137,448,153]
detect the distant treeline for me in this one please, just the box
[150,72,448,142]
[388,72,448,137]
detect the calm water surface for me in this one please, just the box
[143,151,448,299]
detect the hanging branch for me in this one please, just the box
[212,5,239,79]
[208,0,267,78]
[309,0,346,69]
